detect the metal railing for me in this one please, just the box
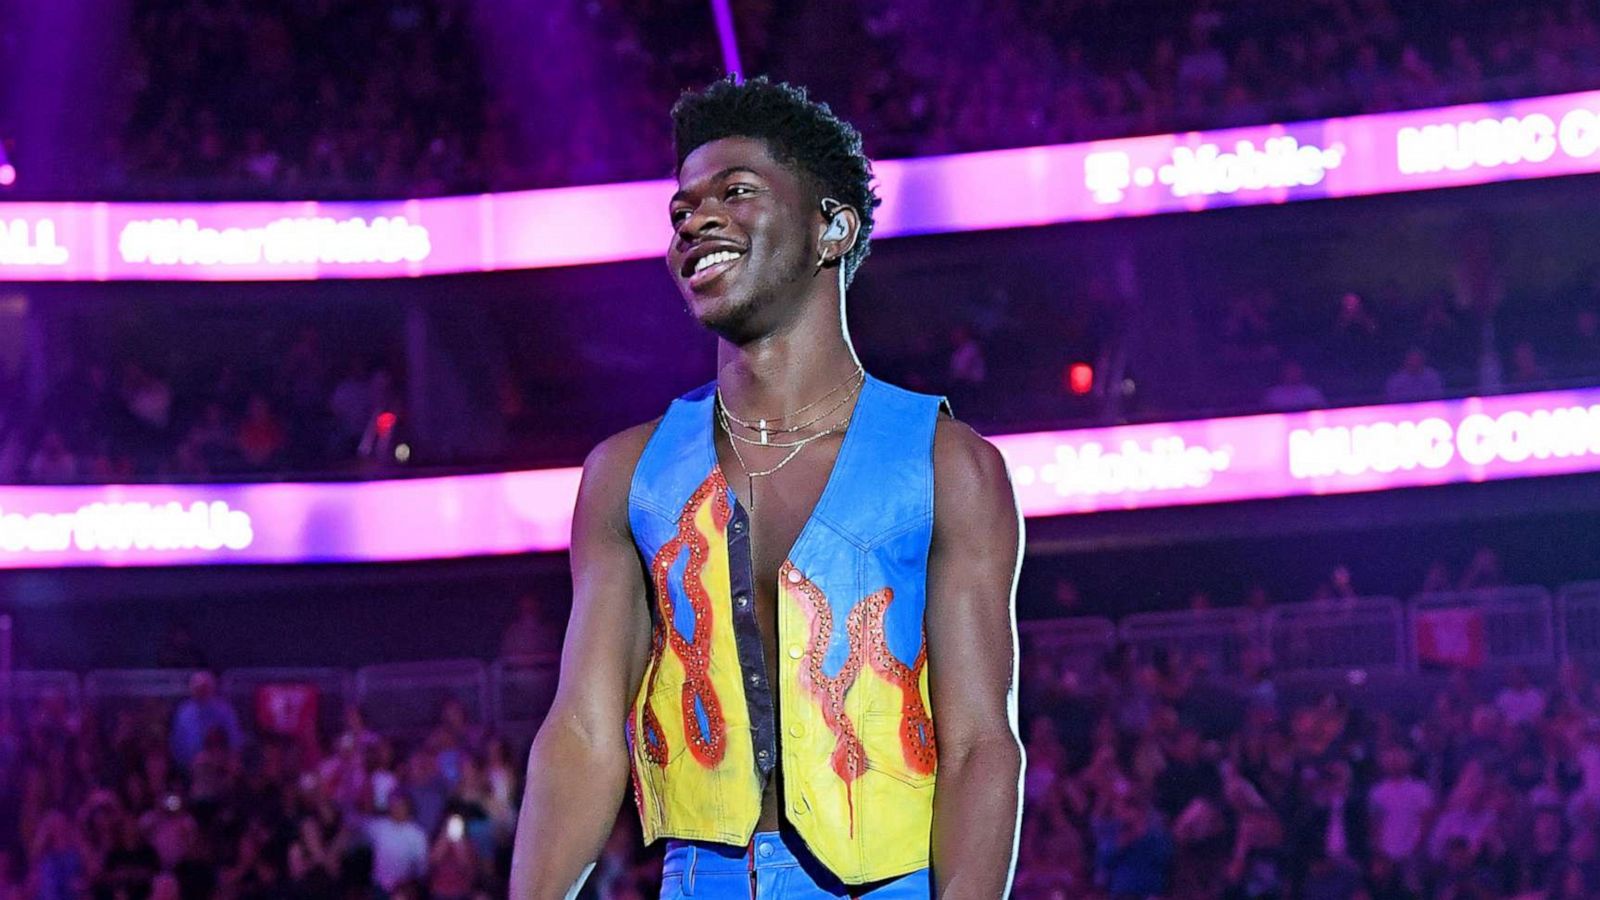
[491,654,561,744]
[3,583,1594,738]
[1559,581,1600,664]
[221,667,355,740]
[1120,607,1261,676]
[2,669,80,721]
[1266,596,1406,674]
[354,659,490,739]
[1410,587,1556,670]
[1019,617,1118,684]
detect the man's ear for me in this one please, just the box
[818,197,861,266]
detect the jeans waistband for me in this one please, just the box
[662,832,796,876]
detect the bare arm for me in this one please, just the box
[509,424,656,900]
[926,418,1025,900]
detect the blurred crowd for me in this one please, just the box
[1206,279,1600,416]
[0,327,404,484]
[992,651,1600,900]
[829,0,1600,161]
[96,0,1600,199]
[878,279,1600,431]
[0,675,519,900]
[20,652,1600,900]
[7,535,1598,898]
[111,0,496,200]
[5,276,1599,482]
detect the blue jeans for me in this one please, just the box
[660,831,931,899]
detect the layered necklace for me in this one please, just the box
[715,366,864,510]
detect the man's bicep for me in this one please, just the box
[547,430,654,746]
[925,423,1022,755]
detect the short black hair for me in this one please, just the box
[672,76,880,286]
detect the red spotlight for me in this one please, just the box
[0,164,14,187]
[376,411,397,436]
[1067,362,1094,395]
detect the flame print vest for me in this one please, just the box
[624,373,943,884]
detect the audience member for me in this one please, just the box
[1262,360,1328,411]
[368,795,429,894]
[169,672,243,773]
[1385,348,1447,402]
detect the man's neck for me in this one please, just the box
[714,295,861,420]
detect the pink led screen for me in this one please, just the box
[2,387,1598,569]
[4,90,1600,281]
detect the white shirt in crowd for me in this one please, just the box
[1263,382,1327,411]
[1368,776,1435,860]
[367,816,429,891]
[1495,685,1547,726]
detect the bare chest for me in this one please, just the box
[714,429,845,647]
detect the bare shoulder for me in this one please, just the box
[574,418,663,534]
[583,418,661,480]
[932,415,1013,506]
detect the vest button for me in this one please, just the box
[789,723,805,738]
[786,569,803,584]
[734,594,749,608]
[787,645,803,659]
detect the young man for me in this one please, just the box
[511,77,1023,899]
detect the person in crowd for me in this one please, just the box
[1385,348,1446,403]
[948,324,988,393]
[499,594,563,660]
[1092,785,1174,898]
[27,812,86,900]
[1495,666,1548,727]
[25,430,80,484]
[288,773,350,897]
[1458,548,1505,591]
[169,672,243,772]
[1262,359,1328,410]
[1505,339,1549,387]
[428,814,480,900]
[405,747,452,840]
[1368,744,1435,883]
[367,795,429,895]
[1517,806,1570,895]
[93,815,159,900]
[1426,762,1502,863]
[236,394,287,468]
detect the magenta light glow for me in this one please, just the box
[2,387,1599,569]
[4,90,1600,281]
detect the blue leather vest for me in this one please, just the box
[625,373,945,883]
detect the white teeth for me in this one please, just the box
[693,250,742,274]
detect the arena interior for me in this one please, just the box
[5,1,1600,897]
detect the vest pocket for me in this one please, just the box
[860,711,936,790]
[643,682,689,767]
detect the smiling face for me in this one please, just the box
[667,136,827,341]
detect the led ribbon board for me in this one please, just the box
[2,387,1599,568]
[3,90,1600,280]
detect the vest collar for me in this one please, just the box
[691,373,882,562]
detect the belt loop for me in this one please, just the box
[683,844,698,896]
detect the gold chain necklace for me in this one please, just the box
[715,375,862,510]
[717,367,864,445]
